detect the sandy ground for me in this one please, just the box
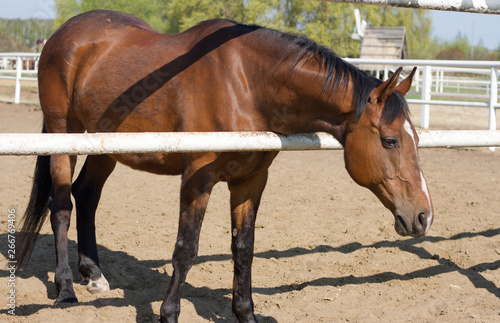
[0,84,499,322]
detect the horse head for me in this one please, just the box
[343,67,433,237]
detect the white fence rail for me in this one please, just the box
[0,131,499,156]
[320,0,500,14]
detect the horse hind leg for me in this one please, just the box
[49,152,79,304]
[39,102,86,303]
[72,154,116,294]
[40,62,86,303]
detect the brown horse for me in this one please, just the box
[17,10,433,322]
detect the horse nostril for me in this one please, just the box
[418,212,427,229]
[396,215,407,233]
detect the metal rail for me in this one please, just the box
[319,0,500,14]
[0,131,498,156]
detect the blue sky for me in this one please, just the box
[429,10,500,50]
[0,0,55,20]
[1,0,499,50]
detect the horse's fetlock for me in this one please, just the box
[233,299,256,323]
[78,257,101,280]
[161,303,180,323]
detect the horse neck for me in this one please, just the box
[263,56,356,142]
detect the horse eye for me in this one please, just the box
[382,137,398,148]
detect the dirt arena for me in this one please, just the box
[0,83,499,322]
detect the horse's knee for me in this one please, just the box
[172,240,198,271]
[50,186,73,229]
[50,192,73,213]
[232,237,254,268]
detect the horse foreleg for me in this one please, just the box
[160,167,215,323]
[72,155,116,294]
[228,171,268,323]
[49,154,78,304]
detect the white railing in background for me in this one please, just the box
[0,52,40,104]
[345,59,500,131]
[1,53,499,132]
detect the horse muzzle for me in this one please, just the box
[394,210,433,237]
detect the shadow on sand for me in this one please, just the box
[1,228,499,321]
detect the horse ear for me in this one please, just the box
[395,67,417,96]
[372,67,403,103]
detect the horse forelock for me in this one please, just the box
[381,91,411,125]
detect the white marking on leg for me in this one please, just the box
[87,273,110,294]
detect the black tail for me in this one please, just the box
[16,125,52,269]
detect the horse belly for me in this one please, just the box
[111,152,183,175]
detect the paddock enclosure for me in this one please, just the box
[0,81,499,321]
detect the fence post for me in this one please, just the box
[439,70,444,93]
[383,66,389,80]
[489,67,498,151]
[14,55,22,104]
[421,65,432,129]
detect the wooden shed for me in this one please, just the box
[359,26,409,76]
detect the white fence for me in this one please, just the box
[345,59,500,131]
[0,53,39,104]
[0,131,499,156]
[1,53,498,131]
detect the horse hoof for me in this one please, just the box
[86,274,110,294]
[55,296,78,305]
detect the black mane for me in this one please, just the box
[256,26,410,124]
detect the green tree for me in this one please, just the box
[53,0,80,28]
[0,31,30,52]
[434,33,499,60]
[54,0,169,32]
[166,0,245,33]
[435,32,471,60]
[435,46,468,60]
[495,44,500,60]
[0,18,55,50]
[243,1,433,58]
